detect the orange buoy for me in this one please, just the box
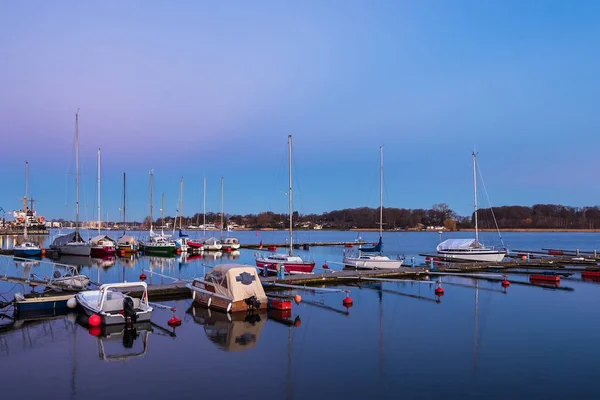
[139,273,147,281]
[88,314,101,327]
[521,255,527,260]
[294,316,302,328]
[294,294,302,304]
[40,249,46,256]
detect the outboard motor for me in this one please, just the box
[244,296,261,310]
[123,296,137,324]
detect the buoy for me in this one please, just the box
[168,316,182,326]
[342,296,353,307]
[120,249,126,256]
[521,255,527,261]
[88,326,101,336]
[88,314,101,327]
[501,279,510,288]
[41,249,46,256]
[322,263,329,269]
[67,297,77,309]
[139,273,147,281]
[294,294,302,304]
[434,286,444,295]
[294,316,302,328]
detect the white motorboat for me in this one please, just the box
[75,282,153,325]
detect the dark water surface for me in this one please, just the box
[1,230,600,399]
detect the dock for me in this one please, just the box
[241,241,367,249]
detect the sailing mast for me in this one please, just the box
[179,177,184,232]
[149,169,154,233]
[288,134,293,257]
[24,161,28,238]
[75,109,80,241]
[220,177,224,241]
[203,177,206,238]
[472,151,479,246]
[122,173,126,235]
[97,148,101,236]
[379,145,383,243]
[161,193,165,236]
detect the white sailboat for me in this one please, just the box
[90,148,116,258]
[139,170,177,255]
[117,172,138,253]
[219,177,240,252]
[175,177,189,253]
[53,109,93,256]
[200,177,222,251]
[254,135,315,274]
[436,151,507,262]
[342,146,403,269]
[13,161,42,257]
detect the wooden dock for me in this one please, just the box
[240,241,367,249]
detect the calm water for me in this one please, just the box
[1,230,600,399]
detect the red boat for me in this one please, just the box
[255,253,315,274]
[90,235,116,258]
[187,240,203,252]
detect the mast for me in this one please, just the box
[472,151,479,245]
[24,161,28,238]
[220,177,224,241]
[75,109,80,239]
[179,177,184,230]
[203,177,206,237]
[149,169,154,232]
[123,172,126,235]
[379,145,383,241]
[97,148,101,235]
[288,134,293,256]
[161,193,165,236]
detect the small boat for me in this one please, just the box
[13,291,75,315]
[200,237,223,251]
[90,235,117,258]
[186,239,204,252]
[14,241,42,257]
[139,175,176,255]
[117,173,139,253]
[187,263,267,313]
[50,269,91,291]
[222,237,241,252]
[75,282,153,325]
[343,254,404,270]
[219,177,241,253]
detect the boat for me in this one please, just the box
[255,135,315,274]
[13,291,75,315]
[186,263,267,313]
[189,304,266,352]
[90,148,116,258]
[175,177,189,253]
[343,146,403,270]
[198,176,222,251]
[53,110,92,256]
[436,151,507,262]
[117,173,139,253]
[219,177,241,252]
[75,282,153,325]
[139,171,177,255]
[13,161,42,257]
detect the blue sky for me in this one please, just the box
[1,1,600,222]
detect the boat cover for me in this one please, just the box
[360,237,382,253]
[437,238,478,251]
[204,264,267,303]
[117,235,137,246]
[90,235,116,245]
[51,231,84,247]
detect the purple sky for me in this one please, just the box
[1,1,600,222]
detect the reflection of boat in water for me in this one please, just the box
[202,251,222,260]
[221,250,240,261]
[118,253,138,268]
[188,304,266,352]
[91,255,117,269]
[55,254,93,267]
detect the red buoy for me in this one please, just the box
[322,263,329,269]
[139,273,147,281]
[168,316,182,327]
[88,314,101,327]
[434,287,444,295]
[342,296,353,307]
[501,279,510,287]
[88,326,101,336]
[294,294,302,304]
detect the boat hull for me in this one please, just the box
[14,249,42,257]
[15,293,74,313]
[58,243,92,256]
[187,283,267,313]
[342,258,404,270]
[140,244,176,255]
[76,296,152,325]
[255,259,315,274]
[436,251,506,262]
[117,245,138,254]
[91,245,116,258]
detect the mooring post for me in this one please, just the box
[278,264,285,280]
[576,249,580,256]
[527,253,530,262]
[594,250,597,258]
[263,263,268,277]
[411,256,415,268]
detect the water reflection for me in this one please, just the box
[117,253,138,268]
[188,304,266,352]
[202,251,223,260]
[90,256,116,269]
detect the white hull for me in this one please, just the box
[204,244,223,251]
[58,243,92,256]
[343,257,404,270]
[436,251,505,262]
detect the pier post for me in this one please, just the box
[263,263,268,277]
[278,264,285,280]
[429,257,436,271]
[411,256,415,268]
[576,249,580,256]
[527,253,530,262]
[595,250,597,258]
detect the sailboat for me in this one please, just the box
[175,177,189,253]
[139,171,176,255]
[436,151,507,262]
[254,135,315,274]
[342,146,403,269]
[199,177,222,251]
[117,172,138,253]
[219,177,240,252]
[13,161,42,257]
[52,110,93,256]
[90,148,116,258]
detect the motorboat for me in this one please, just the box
[221,237,241,252]
[13,241,42,257]
[75,282,153,325]
[90,235,117,258]
[187,264,267,313]
[342,252,404,270]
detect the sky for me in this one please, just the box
[1,0,600,222]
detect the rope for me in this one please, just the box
[476,161,506,249]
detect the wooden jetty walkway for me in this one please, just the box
[240,241,367,249]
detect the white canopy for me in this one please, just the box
[51,232,83,247]
[90,235,116,245]
[437,238,478,252]
[117,235,137,246]
[205,264,267,303]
